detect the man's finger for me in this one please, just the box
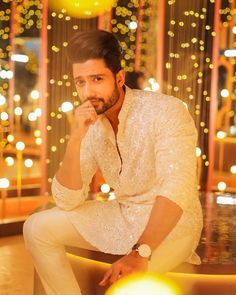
[99,268,113,286]
[109,267,121,284]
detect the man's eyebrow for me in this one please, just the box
[74,74,106,80]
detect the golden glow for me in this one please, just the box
[101,183,110,193]
[14,107,23,116]
[35,137,42,145]
[230,165,236,174]
[30,89,40,100]
[5,157,14,166]
[61,101,73,113]
[0,178,10,189]
[0,94,6,106]
[7,134,14,143]
[217,181,227,192]
[216,131,227,139]
[24,158,33,168]
[0,112,8,121]
[48,0,116,18]
[196,147,201,157]
[34,130,41,137]
[106,273,181,295]
[16,141,25,151]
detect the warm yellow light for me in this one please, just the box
[196,147,201,157]
[220,89,229,98]
[0,178,10,189]
[0,94,6,106]
[5,156,14,166]
[49,0,116,18]
[217,131,226,139]
[151,82,160,91]
[230,165,236,174]
[217,181,227,192]
[28,112,37,121]
[1,112,8,120]
[108,192,116,200]
[30,89,40,100]
[61,101,73,113]
[24,158,33,168]
[35,137,42,145]
[101,183,110,193]
[34,130,41,137]
[34,107,42,117]
[7,134,14,142]
[106,273,181,295]
[14,107,23,116]
[16,141,25,151]
[13,94,21,102]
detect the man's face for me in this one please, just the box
[73,59,124,115]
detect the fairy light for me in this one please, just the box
[230,166,236,174]
[217,131,227,139]
[16,141,25,151]
[0,112,9,121]
[101,183,111,193]
[5,157,14,166]
[14,107,23,116]
[30,90,40,100]
[24,158,33,168]
[217,181,227,192]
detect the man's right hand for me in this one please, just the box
[70,100,98,141]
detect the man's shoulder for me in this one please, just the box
[131,89,184,112]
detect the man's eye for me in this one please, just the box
[76,80,84,86]
[94,77,103,82]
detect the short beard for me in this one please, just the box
[87,84,120,115]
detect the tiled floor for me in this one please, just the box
[0,235,33,295]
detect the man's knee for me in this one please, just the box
[23,212,48,251]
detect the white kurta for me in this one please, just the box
[51,87,203,264]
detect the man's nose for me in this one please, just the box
[84,82,96,98]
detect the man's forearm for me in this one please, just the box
[55,138,83,190]
[137,196,183,251]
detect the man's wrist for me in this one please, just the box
[129,243,152,260]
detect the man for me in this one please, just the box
[23,30,203,295]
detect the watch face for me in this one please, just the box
[138,244,152,258]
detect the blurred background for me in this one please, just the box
[0,0,236,264]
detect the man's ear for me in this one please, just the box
[116,69,125,87]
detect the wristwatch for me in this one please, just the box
[132,243,152,260]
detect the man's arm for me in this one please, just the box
[99,196,182,286]
[135,196,183,251]
[56,100,97,190]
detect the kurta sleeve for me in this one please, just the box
[51,131,97,211]
[154,98,198,211]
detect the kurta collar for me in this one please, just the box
[97,86,134,143]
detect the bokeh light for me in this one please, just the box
[217,181,227,192]
[106,273,181,295]
[0,178,10,189]
[101,183,110,193]
[48,0,117,18]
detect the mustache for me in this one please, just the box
[86,97,105,103]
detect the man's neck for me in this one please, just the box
[104,86,125,132]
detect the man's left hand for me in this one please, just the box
[99,252,148,287]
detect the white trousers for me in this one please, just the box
[23,207,195,295]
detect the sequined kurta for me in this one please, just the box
[52,87,203,264]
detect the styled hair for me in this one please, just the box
[67,30,122,74]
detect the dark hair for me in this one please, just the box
[125,71,145,89]
[67,30,122,74]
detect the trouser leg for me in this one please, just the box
[23,207,98,295]
[148,234,195,273]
